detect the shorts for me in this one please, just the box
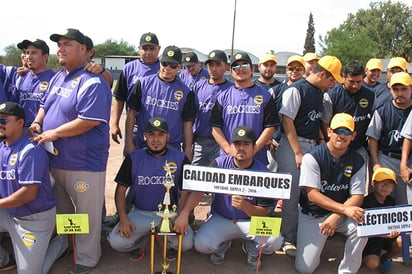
[362,236,396,257]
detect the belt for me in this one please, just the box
[297,136,316,145]
[301,208,327,218]
[382,151,401,160]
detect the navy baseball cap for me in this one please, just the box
[17,39,49,54]
[140,32,159,47]
[160,46,182,64]
[205,50,227,64]
[50,28,86,45]
[182,52,198,66]
[231,126,256,143]
[230,51,252,66]
[0,102,25,121]
[84,36,94,50]
[145,117,169,133]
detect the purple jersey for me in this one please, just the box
[209,84,278,164]
[0,64,18,101]
[127,74,195,148]
[115,148,189,211]
[179,68,210,90]
[15,69,55,126]
[210,155,273,220]
[193,79,233,138]
[114,59,160,101]
[0,135,56,217]
[41,67,111,171]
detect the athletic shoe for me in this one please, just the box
[380,255,392,274]
[69,264,93,274]
[209,240,232,265]
[282,241,296,257]
[241,241,261,271]
[130,248,145,262]
[166,248,177,262]
[0,257,16,272]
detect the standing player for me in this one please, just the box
[302,52,319,78]
[210,51,278,165]
[296,113,367,274]
[0,102,56,274]
[192,50,233,166]
[400,110,412,200]
[253,53,281,90]
[274,55,343,256]
[179,51,209,90]
[363,58,386,98]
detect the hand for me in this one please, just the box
[231,195,246,210]
[294,152,303,169]
[400,165,412,184]
[124,142,137,156]
[110,124,122,144]
[173,212,189,235]
[320,214,340,236]
[28,123,42,137]
[17,66,29,76]
[343,205,364,224]
[116,218,136,239]
[84,62,105,74]
[31,129,59,145]
[388,230,400,239]
[266,139,278,151]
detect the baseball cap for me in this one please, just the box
[160,46,182,64]
[259,53,277,64]
[372,167,397,185]
[365,58,382,71]
[303,52,319,62]
[205,50,227,64]
[317,55,344,83]
[389,72,411,87]
[329,113,354,132]
[182,52,198,66]
[287,55,305,67]
[230,51,252,66]
[140,32,159,47]
[17,39,50,54]
[145,117,169,133]
[50,28,86,45]
[0,102,25,120]
[387,57,408,70]
[231,126,256,143]
[84,36,94,50]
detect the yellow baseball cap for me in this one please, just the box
[389,72,411,87]
[318,55,344,83]
[259,53,277,64]
[330,113,354,132]
[365,58,383,71]
[387,57,408,70]
[372,167,397,185]
[287,55,305,67]
[303,52,319,62]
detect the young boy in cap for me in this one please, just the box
[362,167,402,273]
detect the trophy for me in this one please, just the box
[150,161,183,274]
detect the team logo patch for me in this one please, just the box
[22,233,36,247]
[237,129,246,136]
[9,153,18,166]
[71,77,80,88]
[145,35,152,42]
[167,50,175,57]
[153,119,161,127]
[74,181,89,193]
[200,76,207,80]
[235,53,242,60]
[343,166,353,178]
[210,52,216,58]
[167,162,178,173]
[174,90,184,101]
[185,56,191,62]
[254,95,264,105]
[39,81,49,91]
[0,103,6,111]
[359,98,369,108]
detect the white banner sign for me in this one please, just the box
[357,205,412,237]
[182,165,292,199]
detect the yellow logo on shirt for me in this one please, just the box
[9,153,18,166]
[74,181,89,193]
[71,77,80,88]
[254,95,264,105]
[168,162,178,174]
[359,98,369,109]
[39,81,49,91]
[344,166,353,178]
[174,90,184,101]
[22,233,36,247]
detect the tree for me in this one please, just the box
[320,1,412,63]
[303,12,316,54]
[94,39,138,57]
[1,44,23,66]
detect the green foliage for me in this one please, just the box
[303,12,316,54]
[47,55,62,71]
[94,39,138,57]
[2,44,23,66]
[321,0,412,63]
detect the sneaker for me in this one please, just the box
[129,247,145,262]
[108,213,120,227]
[282,241,296,257]
[380,255,392,274]
[209,240,232,265]
[166,248,178,262]
[0,257,16,272]
[69,264,93,274]
[241,242,261,271]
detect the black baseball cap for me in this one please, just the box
[0,102,25,121]
[230,51,252,66]
[231,126,256,143]
[84,36,94,50]
[140,32,159,47]
[182,52,198,66]
[145,117,169,133]
[160,46,182,64]
[50,28,86,45]
[205,50,227,65]
[17,39,49,54]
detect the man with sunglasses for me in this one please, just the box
[273,55,343,256]
[209,51,278,166]
[125,46,195,161]
[0,102,56,273]
[296,113,367,274]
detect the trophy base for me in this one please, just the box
[155,272,174,274]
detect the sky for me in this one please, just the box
[1,0,411,57]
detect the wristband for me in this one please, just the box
[101,67,106,74]
[32,121,42,127]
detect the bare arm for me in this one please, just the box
[173,192,204,234]
[124,108,137,155]
[400,138,412,183]
[114,184,136,238]
[0,185,39,208]
[212,127,231,155]
[282,115,303,168]
[255,127,274,155]
[110,99,125,144]
[368,137,381,171]
[183,121,193,162]
[28,107,45,136]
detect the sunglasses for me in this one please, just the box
[333,128,353,136]
[161,62,179,69]
[231,63,250,70]
[287,66,304,72]
[0,118,10,125]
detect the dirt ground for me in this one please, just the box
[2,113,412,273]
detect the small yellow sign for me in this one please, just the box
[56,214,90,234]
[249,216,281,236]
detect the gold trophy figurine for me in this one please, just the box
[150,161,183,274]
